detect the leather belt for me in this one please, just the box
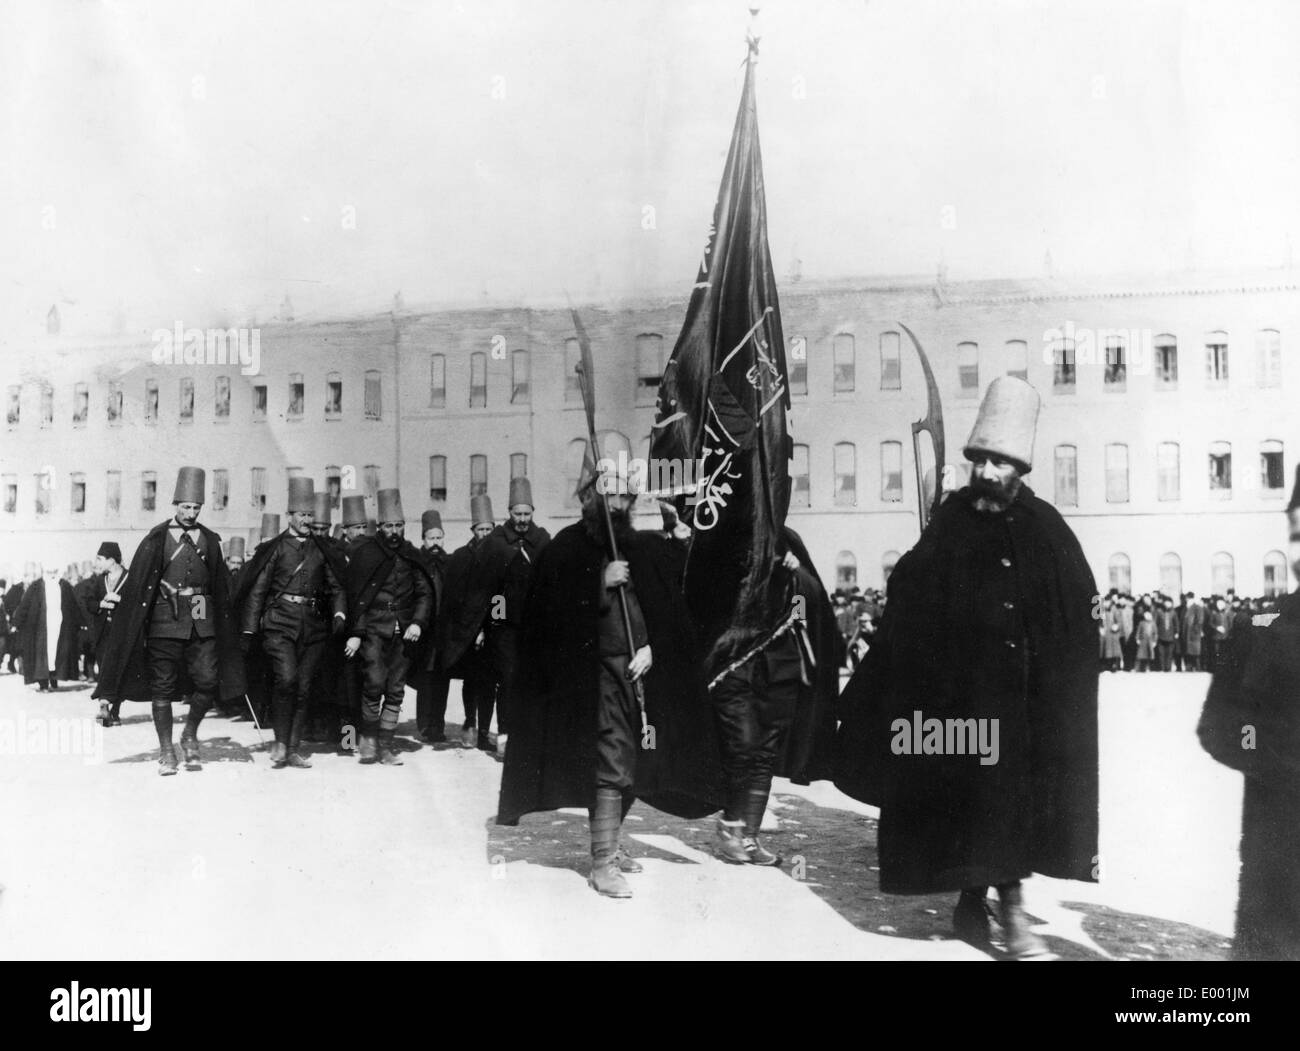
[279,594,313,605]
[174,587,208,597]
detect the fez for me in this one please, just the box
[341,494,367,527]
[287,476,315,514]
[172,466,206,504]
[312,492,332,526]
[377,488,405,524]
[508,477,533,510]
[470,494,494,526]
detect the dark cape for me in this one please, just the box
[92,521,247,704]
[497,523,726,825]
[833,484,1099,894]
[343,536,438,666]
[773,527,844,784]
[1197,591,1300,960]
[13,578,83,683]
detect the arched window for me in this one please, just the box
[1157,442,1180,501]
[834,333,856,393]
[1054,444,1078,507]
[790,444,811,508]
[1208,441,1232,497]
[880,441,903,502]
[511,349,530,404]
[1005,339,1028,381]
[1103,334,1126,389]
[1105,443,1129,503]
[879,331,900,390]
[1154,334,1178,387]
[1263,550,1289,597]
[1051,336,1076,391]
[430,354,446,408]
[1260,439,1285,494]
[835,551,857,589]
[1108,553,1132,594]
[469,454,487,498]
[1257,329,1282,388]
[469,353,487,408]
[1211,552,1235,596]
[957,342,978,395]
[428,456,447,502]
[1205,331,1229,385]
[324,372,341,417]
[833,442,856,506]
[363,370,382,419]
[1159,552,1183,597]
[882,550,900,587]
[510,453,527,480]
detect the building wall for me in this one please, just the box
[3,272,1297,599]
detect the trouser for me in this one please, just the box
[416,666,452,736]
[359,632,411,733]
[148,633,218,747]
[1184,652,1201,671]
[486,625,522,736]
[595,654,639,792]
[262,630,325,745]
[459,650,496,733]
[1157,640,1175,671]
[79,630,95,678]
[711,657,800,822]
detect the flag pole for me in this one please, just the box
[569,307,649,733]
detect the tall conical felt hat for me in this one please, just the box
[287,476,315,514]
[261,513,282,539]
[470,494,494,526]
[225,536,246,559]
[248,527,262,549]
[1288,465,1300,513]
[377,488,405,523]
[311,492,332,525]
[421,509,443,532]
[508,477,533,509]
[340,494,367,527]
[173,466,206,504]
[963,376,1041,472]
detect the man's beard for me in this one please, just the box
[581,498,633,545]
[382,532,401,548]
[971,475,1021,512]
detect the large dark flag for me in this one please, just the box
[649,40,791,678]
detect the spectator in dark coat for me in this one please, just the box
[13,564,84,690]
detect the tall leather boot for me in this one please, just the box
[286,710,313,768]
[588,787,632,898]
[179,697,207,768]
[153,702,178,776]
[741,788,781,866]
[997,882,1048,959]
[378,729,404,766]
[358,725,378,764]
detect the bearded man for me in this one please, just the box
[835,377,1099,959]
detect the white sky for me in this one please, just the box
[2,0,1298,333]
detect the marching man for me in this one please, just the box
[238,477,347,768]
[94,467,246,775]
[343,488,435,764]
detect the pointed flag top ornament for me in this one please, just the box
[649,36,791,676]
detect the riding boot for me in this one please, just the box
[153,702,178,776]
[286,710,312,768]
[378,729,404,765]
[997,882,1048,959]
[588,787,632,898]
[741,787,781,866]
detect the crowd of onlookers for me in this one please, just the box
[1096,589,1278,673]
[831,587,885,671]
[0,562,104,684]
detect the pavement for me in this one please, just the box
[0,667,1241,960]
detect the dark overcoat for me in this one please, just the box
[497,523,726,824]
[92,521,246,704]
[342,536,437,667]
[14,578,83,683]
[438,538,496,674]
[833,484,1100,893]
[775,528,844,785]
[1197,591,1300,960]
